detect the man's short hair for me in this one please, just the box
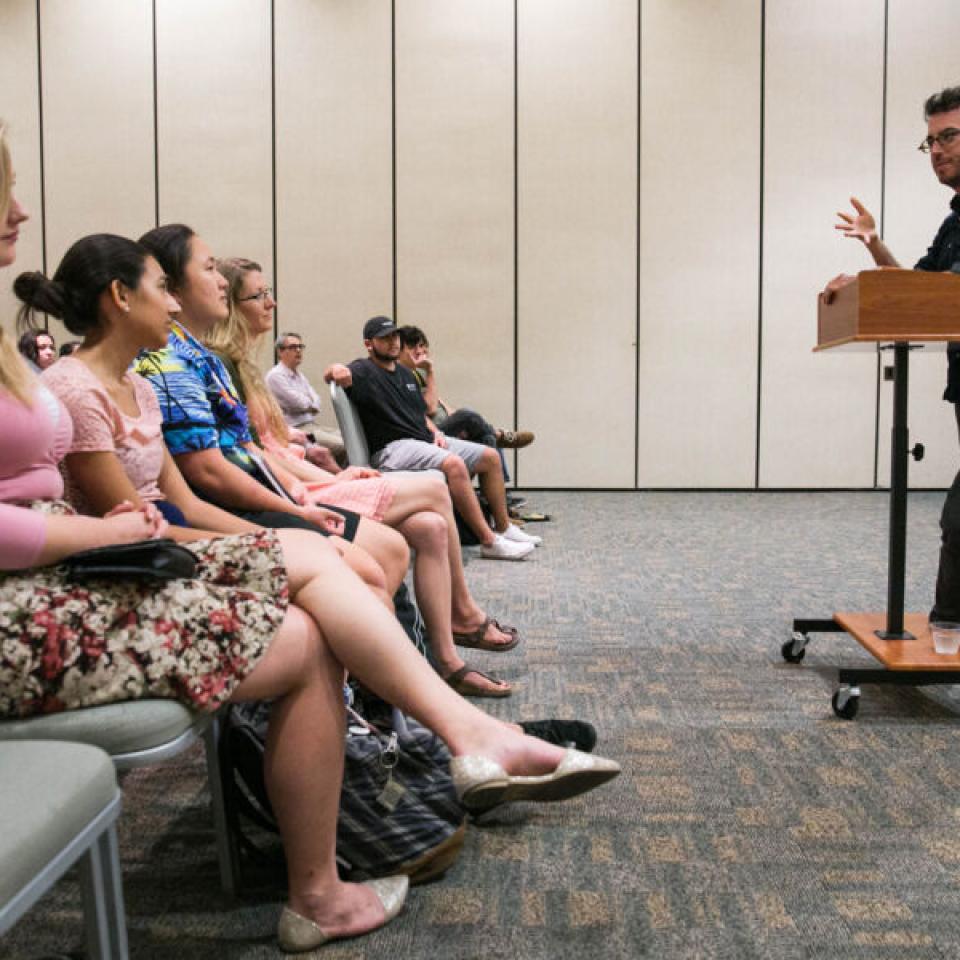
[275,331,303,351]
[924,85,960,118]
[398,325,428,349]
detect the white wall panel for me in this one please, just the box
[396,0,514,437]
[156,0,272,276]
[518,0,637,487]
[0,0,43,327]
[275,0,392,391]
[41,0,154,278]
[638,0,761,488]
[879,0,960,489]
[759,0,883,488]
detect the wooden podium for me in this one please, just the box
[783,269,960,718]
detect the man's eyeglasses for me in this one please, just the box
[918,129,960,153]
[281,343,305,352]
[238,287,274,302]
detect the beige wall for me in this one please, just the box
[1,0,958,489]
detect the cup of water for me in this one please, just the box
[931,621,960,655]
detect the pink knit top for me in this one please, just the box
[42,358,165,512]
[0,384,73,569]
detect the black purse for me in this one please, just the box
[61,538,198,583]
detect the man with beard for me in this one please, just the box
[824,85,960,621]
[325,316,539,561]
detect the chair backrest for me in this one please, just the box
[329,382,371,467]
[0,741,128,959]
[0,702,239,897]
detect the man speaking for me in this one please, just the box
[824,85,960,622]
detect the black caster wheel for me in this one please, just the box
[831,688,860,720]
[781,633,807,664]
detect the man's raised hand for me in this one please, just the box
[834,196,878,247]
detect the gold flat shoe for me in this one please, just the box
[451,749,620,814]
[277,875,409,952]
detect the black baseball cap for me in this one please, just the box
[363,316,398,340]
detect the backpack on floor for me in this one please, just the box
[220,696,466,888]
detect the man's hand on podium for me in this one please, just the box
[820,272,857,305]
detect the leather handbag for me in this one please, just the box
[61,538,198,583]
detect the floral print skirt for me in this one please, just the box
[0,520,289,718]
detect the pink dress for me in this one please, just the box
[42,357,165,512]
[255,425,395,523]
[0,383,288,719]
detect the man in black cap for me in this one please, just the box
[325,316,540,560]
[823,84,960,621]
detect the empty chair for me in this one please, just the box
[0,740,127,959]
[0,700,239,895]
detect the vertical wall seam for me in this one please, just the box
[270,0,278,341]
[875,0,890,488]
[513,0,520,486]
[151,0,159,228]
[35,0,47,279]
[754,0,766,489]
[391,0,398,321]
[634,0,641,489]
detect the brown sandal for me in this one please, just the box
[452,616,520,652]
[443,664,512,698]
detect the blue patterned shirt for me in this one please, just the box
[135,322,258,475]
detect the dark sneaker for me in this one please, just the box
[519,719,597,753]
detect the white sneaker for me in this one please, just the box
[481,533,535,561]
[502,522,542,547]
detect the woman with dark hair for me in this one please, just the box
[17,327,56,371]
[133,224,411,608]
[0,143,619,948]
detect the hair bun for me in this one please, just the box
[13,271,67,319]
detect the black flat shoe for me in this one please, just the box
[519,719,597,753]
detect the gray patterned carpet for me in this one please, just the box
[7,490,960,960]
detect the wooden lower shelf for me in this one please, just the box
[835,612,960,671]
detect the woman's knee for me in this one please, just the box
[406,510,448,551]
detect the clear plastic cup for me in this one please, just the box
[931,621,960,655]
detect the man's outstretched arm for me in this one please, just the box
[834,196,901,267]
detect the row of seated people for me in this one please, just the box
[264,318,541,556]
[0,123,619,951]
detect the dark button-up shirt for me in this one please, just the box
[914,194,960,402]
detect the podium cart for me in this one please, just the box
[781,269,960,718]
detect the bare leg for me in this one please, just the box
[275,529,563,774]
[380,473,513,649]
[439,455,497,546]
[230,606,388,937]
[475,447,511,533]
[395,510,509,695]
[330,537,392,610]
[349,517,409,595]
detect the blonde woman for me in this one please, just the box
[0,126,619,951]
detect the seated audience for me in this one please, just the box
[133,225,408,606]
[397,324,534,451]
[325,317,541,560]
[17,327,55,372]
[204,256,524,696]
[266,330,345,471]
[0,129,620,950]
